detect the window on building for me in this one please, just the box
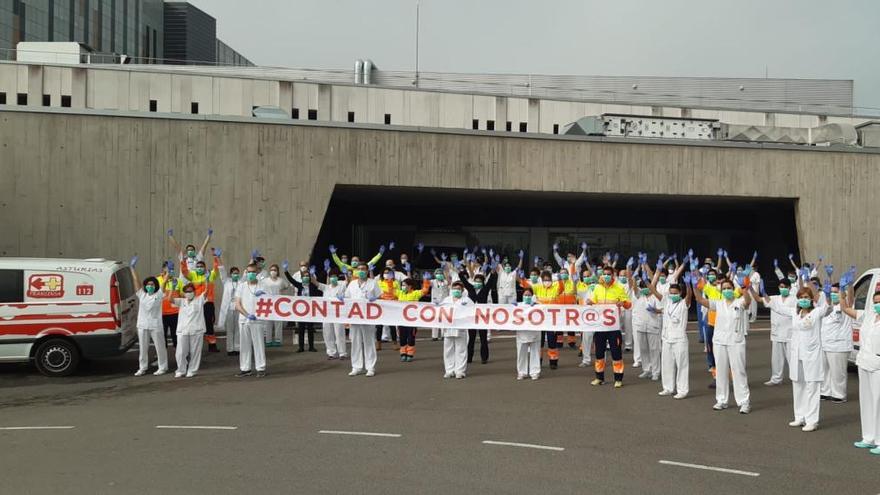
[519,122,527,133]
[292,108,299,119]
[149,100,157,112]
[472,119,479,130]
[42,95,51,107]
[61,95,71,108]
[505,121,512,132]
[553,124,559,135]
[307,109,317,120]
[384,113,391,125]
[17,93,27,105]
[191,102,199,115]
[0,93,6,105]
[486,120,495,131]
[347,111,355,123]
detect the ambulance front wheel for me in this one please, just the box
[34,338,80,377]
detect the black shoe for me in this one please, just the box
[227,352,234,357]
[296,348,305,353]
[568,343,577,349]
[831,397,847,403]
[820,395,831,401]
[232,351,240,356]
[235,370,253,378]
[257,371,267,378]
[308,347,318,352]
[577,350,583,357]
[481,359,488,364]
[550,361,558,370]
[208,343,220,353]
[466,359,473,364]
[708,380,716,389]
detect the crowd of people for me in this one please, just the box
[127,230,880,456]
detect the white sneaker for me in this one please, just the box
[638,371,651,379]
[764,380,780,386]
[443,372,454,379]
[185,372,197,378]
[530,374,540,380]
[349,369,363,376]
[789,420,805,427]
[651,375,660,381]
[658,390,673,396]
[134,370,147,377]
[632,362,642,368]
[739,403,751,414]
[802,423,818,432]
[516,374,526,380]
[673,393,688,400]
[365,370,375,377]
[455,373,466,379]
[578,362,588,368]
[153,369,168,376]
[174,372,185,378]
[713,402,728,411]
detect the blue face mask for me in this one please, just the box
[874,303,880,314]
[797,298,811,309]
[670,294,682,303]
[523,296,533,304]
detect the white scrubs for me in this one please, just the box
[317,281,348,358]
[820,304,854,400]
[345,278,382,374]
[261,275,291,344]
[765,294,795,384]
[430,279,451,339]
[135,288,168,373]
[217,268,243,353]
[173,294,207,377]
[856,311,880,446]
[660,296,690,396]
[633,294,662,379]
[237,281,268,373]
[710,298,750,407]
[441,295,473,378]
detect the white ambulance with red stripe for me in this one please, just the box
[0,258,138,376]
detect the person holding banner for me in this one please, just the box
[523,271,564,370]
[515,289,542,380]
[459,268,498,365]
[441,281,473,379]
[313,268,349,360]
[343,263,382,377]
[430,267,452,341]
[396,278,432,362]
[283,262,319,353]
[235,264,269,378]
[262,263,292,347]
[588,265,631,388]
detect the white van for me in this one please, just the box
[0,258,138,376]
[848,268,880,365]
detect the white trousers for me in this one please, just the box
[175,333,204,375]
[323,322,347,357]
[769,341,789,384]
[350,325,377,373]
[821,351,849,399]
[661,340,689,395]
[495,294,516,340]
[137,327,168,372]
[381,325,393,341]
[632,316,642,365]
[621,309,633,349]
[636,331,661,376]
[224,309,240,352]
[516,341,541,377]
[581,331,594,364]
[265,320,283,343]
[240,321,267,372]
[792,361,821,425]
[858,367,880,445]
[715,343,750,406]
[443,335,468,376]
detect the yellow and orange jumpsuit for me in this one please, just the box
[395,280,432,359]
[378,277,401,350]
[181,255,220,351]
[522,279,564,368]
[590,283,632,382]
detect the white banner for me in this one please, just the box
[254,296,620,332]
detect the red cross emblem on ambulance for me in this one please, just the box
[27,274,65,298]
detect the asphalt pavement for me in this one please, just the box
[0,323,874,495]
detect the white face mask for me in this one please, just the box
[270,270,279,277]
[543,280,552,288]
[185,292,195,301]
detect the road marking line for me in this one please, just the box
[658,460,760,477]
[155,425,238,430]
[0,426,76,430]
[319,430,401,438]
[482,440,565,451]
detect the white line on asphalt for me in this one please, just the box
[319,430,401,438]
[482,440,565,451]
[0,426,76,430]
[658,460,760,477]
[155,425,238,430]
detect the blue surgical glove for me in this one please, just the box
[329,244,337,254]
[255,290,266,297]
[282,260,289,272]
[207,228,213,236]
[167,228,174,237]
[389,241,396,251]
[247,314,257,321]
[129,255,138,268]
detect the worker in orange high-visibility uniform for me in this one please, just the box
[157,261,182,347]
[556,265,579,349]
[588,265,632,388]
[181,250,220,352]
[523,271,564,369]
[377,266,401,351]
[396,277,432,361]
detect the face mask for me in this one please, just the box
[530,275,539,284]
[474,282,484,290]
[523,296,533,304]
[659,277,667,285]
[707,275,717,283]
[357,271,368,280]
[145,285,156,294]
[435,274,445,281]
[639,288,649,296]
[401,259,408,265]
[247,272,257,282]
[779,288,789,297]
[185,292,195,300]
[341,258,349,265]
[788,276,797,283]
[797,298,811,309]
[451,289,462,298]
[743,266,751,275]
[670,294,682,303]
[722,289,735,300]
[196,268,206,275]
[349,260,357,266]
[187,250,196,258]
[830,293,840,304]
[602,275,612,284]
[587,277,597,285]
[560,273,569,280]
[874,303,880,314]
[386,264,395,270]
[330,277,338,285]
[302,276,310,284]
[618,276,627,285]
[402,285,410,293]
[504,266,512,273]
[451,257,458,263]
[542,280,552,288]
[383,273,393,280]
[270,270,279,277]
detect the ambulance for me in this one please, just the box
[849,268,880,366]
[0,258,138,376]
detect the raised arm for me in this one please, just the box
[840,284,859,319]
[167,228,182,255]
[199,229,213,257]
[648,264,663,300]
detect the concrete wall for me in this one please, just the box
[2,108,879,275]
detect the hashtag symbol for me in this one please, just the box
[255,298,273,318]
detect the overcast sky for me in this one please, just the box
[191,0,880,114]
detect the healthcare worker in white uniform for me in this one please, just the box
[235,264,268,378]
[261,263,291,346]
[429,267,451,340]
[170,283,207,378]
[757,278,795,386]
[694,278,752,414]
[217,255,244,356]
[131,259,169,376]
[314,270,349,360]
[515,289,541,380]
[441,281,473,379]
[820,283,854,403]
[632,275,661,381]
[342,263,382,377]
[840,287,880,454]
[652,275,692,399]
